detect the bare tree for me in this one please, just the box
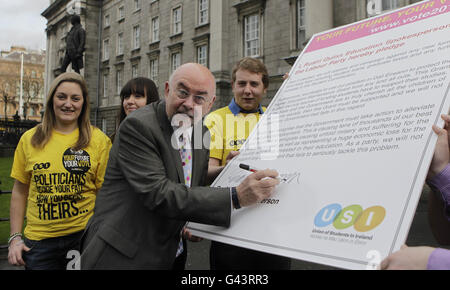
[22,70,44,120]
[0,78,15,121]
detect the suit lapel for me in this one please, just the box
[156,101,185,184]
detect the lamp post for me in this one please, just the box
[19,51,24,118]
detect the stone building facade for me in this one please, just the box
[0,46,45,121]
[42,0,103,125]
[42,0,422,136]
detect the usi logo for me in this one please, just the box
[314,203,386,232]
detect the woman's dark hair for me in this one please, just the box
[118,77,159,123]
[111,77,159,141]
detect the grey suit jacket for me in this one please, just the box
[80,100,231,269]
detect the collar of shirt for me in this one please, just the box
[228,98,264,116]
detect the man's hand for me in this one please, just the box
[236,169,279,207]
[428,114,450,179]
[380,245,435,270]
[207,152,240,183]
[182,228,203,242]
[225,151,239,165]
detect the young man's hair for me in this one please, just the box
[231,57,269,88]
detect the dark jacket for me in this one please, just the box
[80,101,231,269]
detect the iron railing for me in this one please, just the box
[0,119,38,146]
[0,180,12,249]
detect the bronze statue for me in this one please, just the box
[61,15,85,74]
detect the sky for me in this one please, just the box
[0,0,49,52]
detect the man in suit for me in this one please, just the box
[80,63,280,269]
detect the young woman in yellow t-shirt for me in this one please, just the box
[7,72,111,270]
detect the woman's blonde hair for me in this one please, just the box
[31,72,92,151]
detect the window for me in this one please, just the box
[30,86,36,98]
[4,83,10,95]
[102,118,107,133]
[30,107,36,117]
[151,17,159,42]
[198,0,209,25]
[149,58,159,85]
[297,0,306,49]
[104,14,110,27]
[134,0,141,11]
[133,25,140,49]
[103,39,110,60]
[196,45,208,67]
[172,6,182,35]
[116,69,123,95]
[171,52,181,73]
[117,32,124,55]
[103,74,109,97]
[118,6,125,20]
[132,64,139,78]
[244,14,260,57]
[382,0,398,11]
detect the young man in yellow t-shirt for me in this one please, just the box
[204,57,291,270]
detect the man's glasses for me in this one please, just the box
[176,89,209,105]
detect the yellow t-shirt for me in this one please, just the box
[204,106,266,165]
[11,126,112,240]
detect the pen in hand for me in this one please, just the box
[239,163,287,182]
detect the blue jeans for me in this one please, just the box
[23,231,83,270]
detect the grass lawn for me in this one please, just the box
[0,157,14,245]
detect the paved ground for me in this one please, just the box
[1,186,447,270]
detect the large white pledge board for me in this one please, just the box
[188,0,450,269]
